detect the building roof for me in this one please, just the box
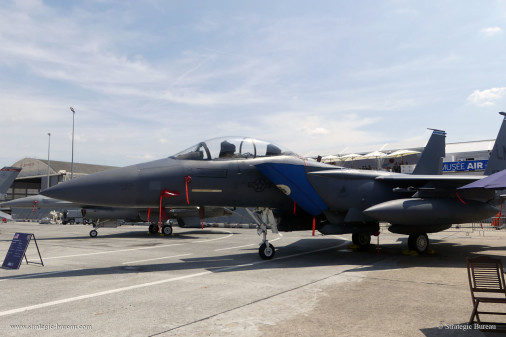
[12,158,116,179]
[445,140,495,154]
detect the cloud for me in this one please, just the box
[468,87,506,106]
[250,112,384,156]
[481,27,503,37]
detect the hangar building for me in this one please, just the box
[5,158,116,202]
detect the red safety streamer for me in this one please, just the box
[312,217,316,236]
[199,206,205,229]
[293,202,296,215]
[147,208,151,223]
[32,200,38,212]
[456,192,467,205]
[158,189,180,232]
[184,176,192,205]
[158,193,163,231]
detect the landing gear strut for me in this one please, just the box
[247,208,278,260]
[408,233,429,253]
[89,220,100,238]
[258,229,275,260]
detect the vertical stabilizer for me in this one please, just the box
[412,129,446,175]
[0,167,21,197]
[485,112,506,175]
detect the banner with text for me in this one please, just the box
[442,160,488,172]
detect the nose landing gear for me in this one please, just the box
[247,208,278,260]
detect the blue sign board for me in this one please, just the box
[442,160,488,172]
[2,233,33,269]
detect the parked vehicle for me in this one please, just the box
[62,209,84,225]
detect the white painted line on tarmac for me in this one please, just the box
[0,241,349,317]
[213,234,281,252]
[214,244,256,251]
[122,253,192,265]
[190,231,233,243]
[43,243,183,260]
[44,229,234,259]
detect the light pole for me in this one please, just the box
[47,132,51,189]
[70,107,75,179]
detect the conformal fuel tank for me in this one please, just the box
[363,198,498,225]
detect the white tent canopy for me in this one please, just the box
[339,153,363,161]
[321,155,340,163]
[361,151,388,159]
[387,149,420,158]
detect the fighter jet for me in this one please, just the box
[42,115,505,259]
[0,167,21,200]
[0,194,232,237]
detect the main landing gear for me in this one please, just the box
[247,208,278,260]
[351,233,371,250]
[148,224,158,234]
[162,224,173,236]
[350,232,430,254]
[148,222,173,236]
[407,233,429,254]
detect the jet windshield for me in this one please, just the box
[172,137,296,160]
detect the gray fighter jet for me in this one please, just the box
[0,194,232,237]
[42,116,505,259]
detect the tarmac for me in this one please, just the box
[0,221,505,336]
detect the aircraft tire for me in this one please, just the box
[89,229,98,238]
[162,225,173,236]
[352,233,371,249]
[148,224,158,234]
[408,233,429,253]
[259,243,275,260]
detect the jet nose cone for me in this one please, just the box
[42,166,140,207]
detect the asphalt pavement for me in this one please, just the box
[0,221,505,336]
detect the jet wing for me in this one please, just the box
[309,169,483,187]
[375,174,483,185]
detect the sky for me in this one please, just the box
[2,0,506,167]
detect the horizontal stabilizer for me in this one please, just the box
[459,169,506,190]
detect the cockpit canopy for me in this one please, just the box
[171,136,296,160]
